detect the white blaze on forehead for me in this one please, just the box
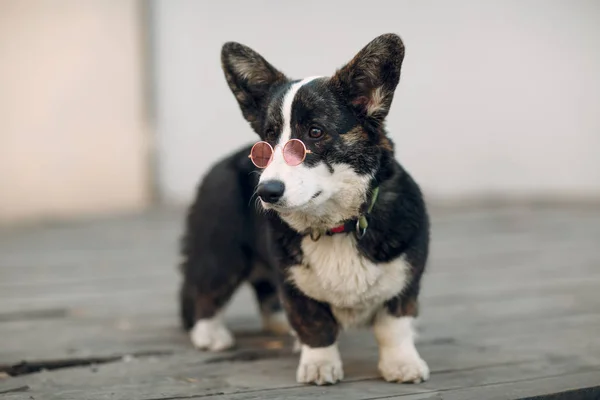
[259,76,322,185]
[278,76,322,147]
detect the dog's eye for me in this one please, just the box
[308,127,324,139]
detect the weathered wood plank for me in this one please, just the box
[384,370,600,400]
[2,292,599,367]
[2,347,599,400]
[1,317,599,400]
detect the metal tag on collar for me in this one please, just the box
[309,228,322,242]
[355,215,368,239]
[354,187,377,240]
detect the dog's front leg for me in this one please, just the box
[279,280,343,385]
[373,303,429,384]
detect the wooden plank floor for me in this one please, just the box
[0,205,599,399]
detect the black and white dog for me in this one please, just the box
[179,33,430,385]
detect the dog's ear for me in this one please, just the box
[221,42,288,133]
[331,34,405,125]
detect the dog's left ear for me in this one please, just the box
[221,42,288,134]
[331,33,405,124]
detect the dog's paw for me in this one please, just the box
[262,310,291,335]
[297,360,344,385]
[296,344,344,385]
[190,317,234,352]
[378,349,429,383]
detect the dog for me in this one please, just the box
[178,33,430,386]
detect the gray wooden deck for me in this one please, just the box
[1,205,599,399]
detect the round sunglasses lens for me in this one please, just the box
[251,142,272,168]
[283,140,306,166]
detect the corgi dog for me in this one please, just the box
[179,33,430,385]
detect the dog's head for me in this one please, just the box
[221,34,404,231]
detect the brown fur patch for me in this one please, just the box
[280,279,339,348]
[385,295,419,318]
[193,276,244,320]
[378,134,394,152]
[341,126,370,144]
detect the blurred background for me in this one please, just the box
[1,0,599,226]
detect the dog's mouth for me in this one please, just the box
[261,191,323,213]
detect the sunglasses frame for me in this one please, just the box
[248,138,312,169]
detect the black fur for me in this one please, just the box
[179,145,280,328]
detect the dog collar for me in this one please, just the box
[307,187,379,241]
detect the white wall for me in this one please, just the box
[151,0,600,205]
[0,0,150,223]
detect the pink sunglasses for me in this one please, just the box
[248,139,312,169]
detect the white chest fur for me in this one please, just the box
[288,234,410,328]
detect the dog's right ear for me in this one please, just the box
[221,42,288,133]
[331,34,405,127]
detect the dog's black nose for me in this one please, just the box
[257,180,285,204]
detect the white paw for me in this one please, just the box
[262,310,291,335]
[296,344,344,385]
[190,317,234,352]
[378,349,430,383]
